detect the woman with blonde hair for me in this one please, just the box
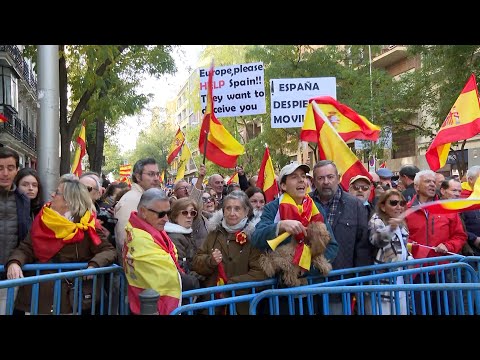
[6,174,116,314]
[368,188,412,315]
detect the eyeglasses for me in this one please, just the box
[146,208,171,218]
[53,189,63,197]
[86,186,98,193]
[351,184,370,191]
[202,196,214,203]
[181,210,198,217]
[175,186,188,192]
[143,172,161,178]
[388,200,407,207]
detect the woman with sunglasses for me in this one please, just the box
[192,190,267,314]
[368,188,412,315]
[164,198,203,285]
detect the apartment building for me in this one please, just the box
[0,45,38,168]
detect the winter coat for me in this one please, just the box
[6,229,116,314]
[191,211,267,314]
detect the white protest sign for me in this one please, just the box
[270,77,336,128]
[199,62,266,118]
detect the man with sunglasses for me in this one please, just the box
[348,175,374,220]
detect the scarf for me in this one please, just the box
[128,211,183,273]
[31,203,101,263]
[270,193,325,271]
[221,217,248,233]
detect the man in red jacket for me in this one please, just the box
[406,169,466,314]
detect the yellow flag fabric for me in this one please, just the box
[175,144,192,182]
[71,120,86,176]
[167,128,185,164]
[426,74,480,171]
[256,146,279,202]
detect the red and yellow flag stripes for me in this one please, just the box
[199,61,244,168]
[31,205,100,263]
[300,100,372,190]
[227,172,239,185]
[71,120,87,177]
[167,128,185,164]
[256,146,279,202]
[302,96,380,142]
[119,164,132,177]
[0,113,7,123]
[426,74,480,171]
[267,193,324,271]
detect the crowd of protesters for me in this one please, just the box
[0,146,475,315]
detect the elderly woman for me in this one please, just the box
[124,188,198,315]
[14,167,44,219]
[192,190,267,314]
[368,188,412,315]
[6,174,116,314]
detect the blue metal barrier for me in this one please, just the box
[0,264,127,315]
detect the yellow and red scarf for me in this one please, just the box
[270,193,325,271]
[31,204,101,262]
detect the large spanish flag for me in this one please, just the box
[70,120,86,177]
[425,74,480,171]
[175,144,192,182]
[124,212,182,315]
[256,146,279,202]
[199,61,244,168]
[167,128,185,164]
[302,96,380,142]
[300,100,372,190]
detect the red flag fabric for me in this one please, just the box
[227,172,239,185]
[256,146,279,202]
[167,128,185,164]
[0,113,7,123]
[426,74,480,171]
[71,120,87,177]
[198,61,244,168]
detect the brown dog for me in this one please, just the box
[260,222,332,287]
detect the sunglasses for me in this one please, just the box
[202,196,214,203]
[146,208,171,218]
[351,184,370,191]
[181,210,198,217]
[388,200,407,207]
[86,186,98,193]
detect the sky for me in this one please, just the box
[114,45,205,153]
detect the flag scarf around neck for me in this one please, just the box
[404,176,480,216]
[198,62,244,168]
[31,204,100,263]
[123,211,182,315]
[425,74,480,171]
[302,96,380,142]
[227,172,239,185]
[300,100,372,190]
[175,144,192,182]
[71,120,86,177]
[268,193,324,271]
[256,146,279,202]
[167,128,185,164]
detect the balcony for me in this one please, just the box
[372,45,408,69]
[0,45,37,95]
[0,105,37,151]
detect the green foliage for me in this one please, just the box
[102,138,124,175]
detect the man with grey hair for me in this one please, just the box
[461,165,480,198]
[208,173,225,210]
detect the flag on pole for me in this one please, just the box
[302,96,380,142]
[175,144,192,182]
[0,113,7,123]
[256,146,279,202]
[379,161,386,169]
[119,164,132,177]
[71,120,87,177]
[159,170,165,185]
[199,61,244,168]
[167,128,185,164]
[227,172,239,185]
[425,74,480,171]
[300,101,372,190]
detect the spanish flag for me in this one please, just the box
[425,74,480,171]
[199,61,244,168]
[300,100,372,190]
[227,172,239,185]
[70,120,87,177]
[119,164,132,177]
[175,144,192,182]
[0,113,7,123]
[256,146,279,202]
[167,128,185,164]
[302,96,380,142]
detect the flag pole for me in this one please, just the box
[202,129,208,165]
